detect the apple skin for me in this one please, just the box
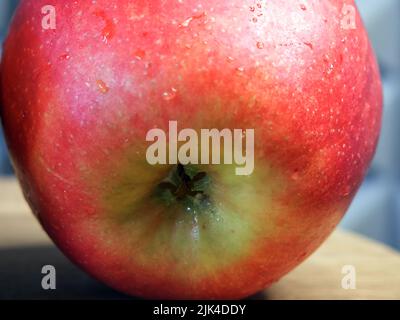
[0,0,382,299]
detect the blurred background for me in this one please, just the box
[1,0,400,250]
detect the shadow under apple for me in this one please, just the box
[0,245,131,300]
[0,245,266,300]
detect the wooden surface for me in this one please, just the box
[0,178,400,300]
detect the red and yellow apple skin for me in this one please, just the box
[0,0,381,299]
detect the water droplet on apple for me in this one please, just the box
[179,12,207,28]
[94,10,115,44]
[59,53,71,61]
[327,63,334,74]
[341,186,352,197]
[256,41,264,49]
[134,49,146,60]
[303,42,313,50]
[96,80,109,94]
[191,224,200,241]
[291,172,300,180]
[162,88,178,101]
[180,17,193,28]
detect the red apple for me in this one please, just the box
[0,0,382,299]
